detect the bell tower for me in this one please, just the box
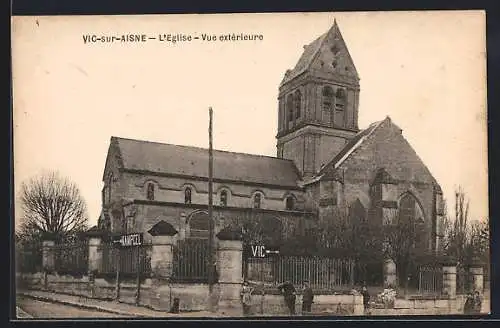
[276,19,361,178]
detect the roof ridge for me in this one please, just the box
[112,136,295,163]
[314,119,384,177]
[333,119,385,169]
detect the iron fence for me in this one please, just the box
[246,256,355,291]
[172,238,210,282]
[98,241,151,277]
[418,265,443,296]
[53,241,88,275]
[16,245,43,273]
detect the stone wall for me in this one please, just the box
[242,292,363,316]
[18,273,210,312]
[371,296,469,315]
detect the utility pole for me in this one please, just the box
[208,107,214,294]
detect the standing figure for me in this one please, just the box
[278,280,297,315]
[473,291,483,314]
[240,281,254,316]
[463,292,474,314]
[361,286,370,315]
[301,280,314,315]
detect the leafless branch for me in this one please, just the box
[18,171,89,243]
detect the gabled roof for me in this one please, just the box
[306,116,442,189]
[110,137,301,188]
[319,120,384,178]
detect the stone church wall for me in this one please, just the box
[119,172,305,212]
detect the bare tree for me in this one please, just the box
[18,171,89,244]
[442,186,489,266]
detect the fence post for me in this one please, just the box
[442,264,457,298]
[216,225,243,316]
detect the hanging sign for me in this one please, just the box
[115,233,143,247]
[247,245,280,258]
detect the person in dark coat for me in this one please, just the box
[278,281,297,315]
[361,286,370,314]
[473,291,483,314]
[301,280,314,315]
[463,292,474,314]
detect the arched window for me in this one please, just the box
[322,86,334,111]
[294,91,301,119]
[253,193,262,209]
[349,199,366,224]
[335,88,346,127]
[184,187,192,204]
[286,94,294,123]
[398,193,426,249]
[220,190,228,207]
[146,183,155,200]
[188,211,209,239]
[399,194,416,224]
[285,196,295,210]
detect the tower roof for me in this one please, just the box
[280,19,359,87]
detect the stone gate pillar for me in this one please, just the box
[147,220,178,279]
[179,213,187,240]
[469,263,484,294]
[442,265,457,298]
[216,225,244,316]
[42,238,55,272]
[85,227,106,274]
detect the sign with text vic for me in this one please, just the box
[114,233,143,247]
[247,245,280,258]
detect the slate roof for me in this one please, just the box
[112,137,301,188]
[280,33,327,85]
[280,19,359,86]
[319,120,383,178]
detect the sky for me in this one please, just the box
[12,11,488,228]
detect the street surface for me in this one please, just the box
[16,296,127,318]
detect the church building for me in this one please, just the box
[98,20,445,257]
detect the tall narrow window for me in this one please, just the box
[286,94,294,123]
[294,91,301,119]
[335,88,346,127]
[253,193,261,209]
[184,187,192,204]
[220,190,228,207]
[286,196,295,210]
[322,86,334,110]
[146,183,155,200]
[322,86,334,124]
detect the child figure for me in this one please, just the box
[301,280,314,315]
[240,281,254,316]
